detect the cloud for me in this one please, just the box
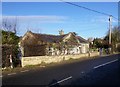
[1,15,68,35]
[90,16,118,23]
[2,15,68,23]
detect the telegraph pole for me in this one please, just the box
[109,15,112,45]
[109,15,112,53]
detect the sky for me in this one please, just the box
[2,2,118,39]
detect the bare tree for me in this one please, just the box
[2,16,19,34]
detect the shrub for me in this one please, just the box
[117,44,120,52]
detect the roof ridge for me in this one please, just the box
[77,36,88,43]
[31,31,67,37]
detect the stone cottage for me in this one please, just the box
[19,30,89,57]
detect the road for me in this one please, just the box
[2,54,120,87]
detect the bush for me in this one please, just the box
[117,44,120,52]
[2,45,20,68]
[2,30,20,68]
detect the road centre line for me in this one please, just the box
[81,71,84,74]
[8,73,16,76]
[57,76,72,84]
[21,70,29,72]
[50,76,72,86]
[94,59,118,69]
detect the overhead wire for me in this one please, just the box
[60,0,120,22]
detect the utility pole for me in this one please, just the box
[109,15,112,53]
[109,15,112,45]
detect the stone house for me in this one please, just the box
[19,30,89,57]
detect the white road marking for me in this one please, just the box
[21,70,29,73]
[94,59,118,69]
[8,73,16,76]
[50,76,72,86]
[81,71,84,74]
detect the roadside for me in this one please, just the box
[2,53,119,76]
[2,55,98,76]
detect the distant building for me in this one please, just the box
[19,31,89,57]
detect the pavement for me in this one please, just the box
[2,54,120,87]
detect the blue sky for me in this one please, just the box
[2,2,118,39]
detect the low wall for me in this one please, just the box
[21,52,99,67]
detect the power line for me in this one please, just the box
[60,0,119,21]
[60,0,110,16]
[112,16,120,22]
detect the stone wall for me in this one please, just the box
[21,52,99,67]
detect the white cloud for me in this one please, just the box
[90,16,118,23]
[2,15,68,23]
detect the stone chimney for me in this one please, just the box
[59,30,64,35]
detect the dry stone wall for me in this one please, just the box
[21,52,99,67]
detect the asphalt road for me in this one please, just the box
[2,54,120,87]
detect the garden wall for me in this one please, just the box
[21,52,99,67]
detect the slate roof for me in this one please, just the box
[77,36,89,43]
[32,32,67,43]
[20,31,88,46]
